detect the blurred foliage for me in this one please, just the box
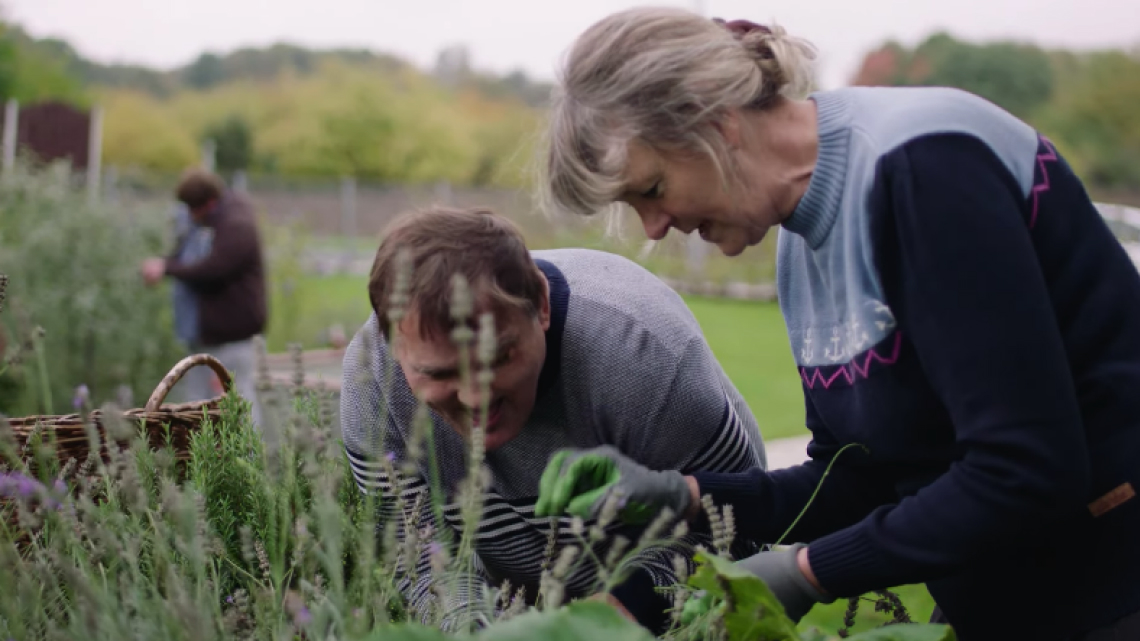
[0,21,545,190]
[203,113,254,174]
[851,32,1140,191]
[94,60,541,188]
[2,15,1137,192]
[0,23,87,106]
[0,162,184,416]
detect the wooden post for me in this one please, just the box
[104,164,119,206]
[434,180,452,205]
[200,138,216,173]
[232,169,248,193]
[340,175,357,238]
[86,104,104,204]
[686,231,708,281]
[2,99,18,177]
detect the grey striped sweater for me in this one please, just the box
[340,248,767,631]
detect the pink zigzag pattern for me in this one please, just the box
[800,330,903,389]
[1028,136,1058,230]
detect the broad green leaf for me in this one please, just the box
[687,551,802,641]
[846,623,956,641]
[475,600,656,641]
[359,622,451,641]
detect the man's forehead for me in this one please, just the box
[395,322,519,368]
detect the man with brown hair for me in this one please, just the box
[141,168,267,424]
[340,206,767,634]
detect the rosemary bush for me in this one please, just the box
[0,162,183,416]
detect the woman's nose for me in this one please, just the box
[637,206,671,241]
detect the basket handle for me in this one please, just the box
[144,353,235,411]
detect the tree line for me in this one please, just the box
[850,32,1140,197]
[2,20,1137,195]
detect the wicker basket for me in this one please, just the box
[2,354,234,534]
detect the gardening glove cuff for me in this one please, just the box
[736,543,835,622]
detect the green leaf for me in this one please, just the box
[845,623,957,641]
[358,623,451,641]
[475,601,655,641]
[687,551,802,641]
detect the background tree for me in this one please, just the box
[203,114,254,175]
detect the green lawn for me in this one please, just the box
[683,296,806,440]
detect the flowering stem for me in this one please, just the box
[773,442,868,548]
[31,330,53,413]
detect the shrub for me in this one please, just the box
[0,161,184,416]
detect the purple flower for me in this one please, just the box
[53,478,66,495]
[428,542,443,556]
[72,384,90,410]
[0,472,42,499]
[293,606,312,626]
[384,451,396,462]
[226,595,235,604]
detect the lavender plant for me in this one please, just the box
[0,176,948,640]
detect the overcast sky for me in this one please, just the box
[6,0,1138,90]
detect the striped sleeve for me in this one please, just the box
[339,325,492,631]
[605,336,766,632]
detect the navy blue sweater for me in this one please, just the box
[693,87,1140,640]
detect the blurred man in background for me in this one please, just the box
[141,169,267,425]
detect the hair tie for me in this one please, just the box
[711,18,772,39]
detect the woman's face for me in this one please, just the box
[616,103,818,256]
[619,140,784,257]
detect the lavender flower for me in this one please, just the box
[0,471,42,499]
[72,384,89,410]
[293,606,312,626]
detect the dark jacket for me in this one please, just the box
[165,191,267,345]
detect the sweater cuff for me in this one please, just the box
[690,469,768,530]
[609,566,672,635]
[804,521,890,598]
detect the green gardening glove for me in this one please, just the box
[679,590,720,625]
[534,445,692,525]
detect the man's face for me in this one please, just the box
[394,290,551,452]
[189,199,217,224]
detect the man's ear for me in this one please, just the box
[538,273,552,331]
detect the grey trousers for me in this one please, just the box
[176,337,263,429]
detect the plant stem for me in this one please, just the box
[773,442,868,547]
[32,331,53,413]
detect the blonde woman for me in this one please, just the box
[535,7,1140,640]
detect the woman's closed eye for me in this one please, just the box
[640,182,663,199]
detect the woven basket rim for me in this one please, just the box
[1,353,233,428]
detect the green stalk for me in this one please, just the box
[32,331,53,413]
[773,442,868,547]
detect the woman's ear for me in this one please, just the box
[713,109,744,150]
